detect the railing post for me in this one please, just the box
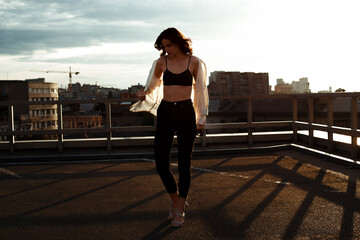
[351,96,358,159]
[248,97,253,146]
[292,97,298,143]
[308,97,314,147]
[8,105,15,153]
[106,102,112,151]
[327,96,334,153]
[201,129,207,147]
[57,103,63,152]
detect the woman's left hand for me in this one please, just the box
[137,90,147,101]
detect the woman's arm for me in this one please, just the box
[137,58,163,101]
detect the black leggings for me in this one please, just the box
[154,99,197,198]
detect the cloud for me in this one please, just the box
[0,27,155,55]
[0,0,167,56]
[0,0,242,57]
[14,42,158,65]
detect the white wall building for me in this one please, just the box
[292,77,310,93]
[275,77,311,94]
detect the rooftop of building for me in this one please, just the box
[1,145,359,239]
[0,92,359,238]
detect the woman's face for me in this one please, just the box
[161,38,179,56]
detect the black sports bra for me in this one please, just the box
[163,56,193,86]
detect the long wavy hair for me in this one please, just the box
[154,28,193,56]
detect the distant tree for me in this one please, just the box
[335,88,346,93]
[108,90,113,99]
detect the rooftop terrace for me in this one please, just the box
[0,93,360,239]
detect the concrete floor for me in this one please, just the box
[0,149,359,240]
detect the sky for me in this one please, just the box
[1,0,360,92]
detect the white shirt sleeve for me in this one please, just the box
[130,59,163,116]
[193,57,209,125]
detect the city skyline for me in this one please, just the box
[0,68,346,95]
[1,0,360,92]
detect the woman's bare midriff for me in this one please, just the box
[163,85,192,102]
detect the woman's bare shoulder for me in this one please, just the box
[191,55,201,62]
[155,56,166,71]
[157,56,166,63]
[190,55,202,69]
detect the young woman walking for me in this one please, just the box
[131,27,208,228]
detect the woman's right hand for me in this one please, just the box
[137,90,147,101]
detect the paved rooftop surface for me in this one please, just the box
[1,149,360,240]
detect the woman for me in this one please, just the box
[130,27,208,228]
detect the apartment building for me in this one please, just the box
[275,77,311,94]
[0,78,58,140]
[27,78,59,130]
[208,71,269,96]
[274,79,293,94]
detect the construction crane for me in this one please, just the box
[30,67,80,85]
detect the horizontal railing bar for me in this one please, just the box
[2,129,59,136]
[111,126,155,132]
[294,122,360,137]
[2,121,358,139]
[2,129,105,136]
[1,122,291,136]
[205,121,291,130]
[209,92,360,100]
[2,121,357,133]
[0,98,138,106]
[1,92,360,106]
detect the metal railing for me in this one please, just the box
[0,93,359,161]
